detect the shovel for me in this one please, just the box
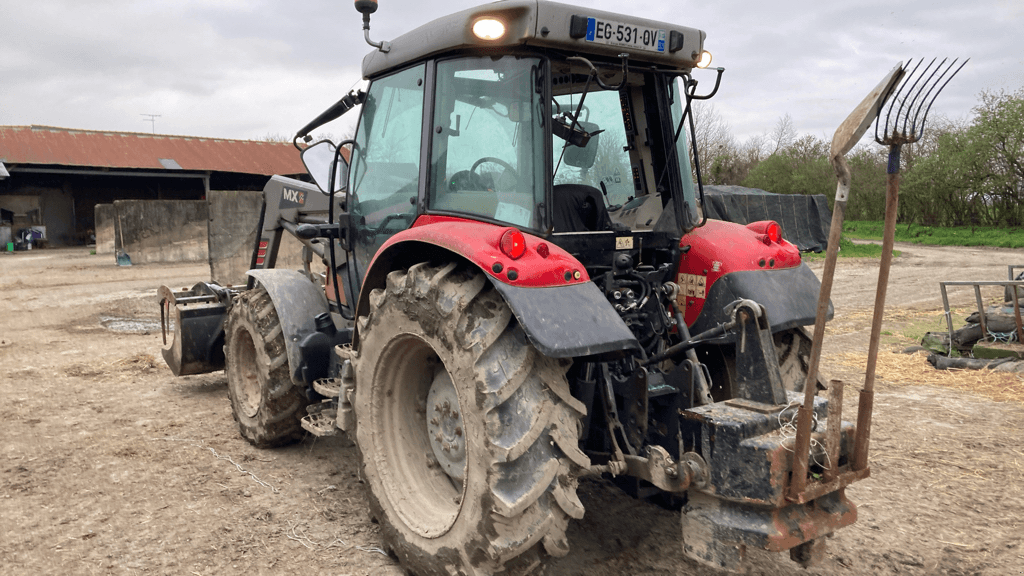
[116,209,132,266]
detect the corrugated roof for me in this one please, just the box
[0,125,307,176]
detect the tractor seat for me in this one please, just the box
[552,184,612,232]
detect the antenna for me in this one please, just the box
[141,114,162,133]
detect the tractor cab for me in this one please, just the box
[301,0,717,301]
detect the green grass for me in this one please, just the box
[802,236,900,259]
[844,220,1024,248]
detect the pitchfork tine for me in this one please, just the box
[905,57,950,138]
[893,58,934,140]
[877,58,920,142]
[908,58,951,136]
[902,58,944,138]
[915,59,970,136]
[875,57,967,146]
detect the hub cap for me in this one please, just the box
[426,369,466,483]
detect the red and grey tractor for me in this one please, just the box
[160,1,870,574]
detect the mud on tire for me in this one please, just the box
[775,326,826,393]
[354,261,588,576]
[224,286,308,447]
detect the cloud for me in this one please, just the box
[0,0,1019,142]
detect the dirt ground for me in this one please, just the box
[2,244,1023,576]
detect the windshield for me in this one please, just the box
[428,56,546,230]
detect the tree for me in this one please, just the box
[689,102,736,184]
[766,113,797,156]
[901,88,1024,226]
[740,134,833,199]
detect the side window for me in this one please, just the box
[671,77,700,227]
[552,91,633,207]
[347,65,425,275]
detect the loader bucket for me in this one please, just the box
[158,284,228,376]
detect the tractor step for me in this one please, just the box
[301,402,338,437]
[313,377,341,398]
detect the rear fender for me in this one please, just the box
[246,269,331,385]
[354,216,639,358]
[678,219,831,337]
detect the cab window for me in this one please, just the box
[552,90,633,207]
[428,56,546,231]
[347,65,425,275]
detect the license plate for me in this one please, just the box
[585,17,666,53]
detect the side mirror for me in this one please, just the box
[301,140,348,194]
[563,121,601,169]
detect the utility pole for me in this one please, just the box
[141,114,162,134]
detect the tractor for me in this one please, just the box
[160,1,871,574]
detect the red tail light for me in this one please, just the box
[499,228,526,260]
[746,220,782,243]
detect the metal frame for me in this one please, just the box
[939,272,1024,355]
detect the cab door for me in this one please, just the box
[345,64,426,291]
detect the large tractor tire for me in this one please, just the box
[775,327,826,393]
[354,261,588,576]
[224,286,308,447]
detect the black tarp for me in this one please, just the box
[701,185,831,252]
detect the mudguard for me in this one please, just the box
[678,219,831,340]
[688,264,833,341]
[354,216,639,358]
[490,281,639,358]
[246,269,330,385]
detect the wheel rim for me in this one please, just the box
[426,370,467,482]
[373,334,465,538]
[234,329,261,418]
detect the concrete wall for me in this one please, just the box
[207,190,305,286]
[92,196,305,274]
[208,190,262,285]
[113,199,208,264]
[94,203,116,254]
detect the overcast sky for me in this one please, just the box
[2,0,1021,146]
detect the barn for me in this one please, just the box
[0,125,306,248]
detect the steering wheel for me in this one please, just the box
[467,157,519,193]
[471,156,517,178]
[448,157,519,192]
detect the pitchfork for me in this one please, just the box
[788,58,967,501]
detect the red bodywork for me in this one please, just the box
[370,214,591,288]
[676,219,802,326]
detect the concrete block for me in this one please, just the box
[113,199,208,264]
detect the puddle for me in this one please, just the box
[100,316,166,334]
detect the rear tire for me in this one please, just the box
[224,286,308,447]
[354,261,588,576]
[775,327,826,393]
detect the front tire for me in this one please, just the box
[224,286,308,447]
[354,261,588,576]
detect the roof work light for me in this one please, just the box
[472,18,506,40]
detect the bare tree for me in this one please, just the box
[765,113,796,155]
[689,102,735,180]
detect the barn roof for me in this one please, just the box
[0,125,306,176]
